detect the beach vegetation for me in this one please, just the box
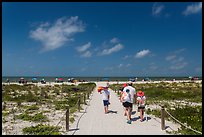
[22,123,61,135]
[16,112,48,122]
[167,105,202,135]
[23,104,39,113]
[110,81,202,135]
[2,82,96,134]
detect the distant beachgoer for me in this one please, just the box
[100,86,110,114]
[6,78,10,83]
[136,90,146,122]
[106,82,110,87]
[121,89,132,124]
[116,80,119,84]
[122,82,136,122]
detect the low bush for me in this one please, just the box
[22,123,61,135]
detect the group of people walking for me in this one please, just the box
[98,82,146,124]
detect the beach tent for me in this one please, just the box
[68,78,75,83]
[191,77,198,81]
[19,77,26,84]
[41,78,46,84]
[144,78,150,81]
[32,77,38,83]
[101,77,109,81]
[32,78,37,80]
[55,78,63,83]
[129,77,135,82]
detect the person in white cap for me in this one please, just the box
[100,86,110,114]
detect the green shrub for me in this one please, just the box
[24,105,39,113]
[22,123,61,135]
[16,112,48,122]
[167,105,202,135]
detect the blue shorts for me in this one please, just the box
[103,100,109,106]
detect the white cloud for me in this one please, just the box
[149,62,158,70]
[195,67,202,72]
[149,66,158,70]
[152,2,165,16]
[76,42,91,53]
[174,48,186,54]
[126,64,132,67]
[104,67,114,71]
[171,57,184,64]
[81,51,92,58]
[30,16,85,52]
[182,2,202,16]
[110,37,119,44]
[122,55,131,60]
[166,50,188,70]
[166,55,177,61]
[81,68,87,72]
[118,64,123,68]
[170,62,188,70]
[76,42,92,58]
[135,49,150,58]
[100,44,123,55]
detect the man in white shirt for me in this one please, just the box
[100,86,110,114]
[121,88,132,124]
[122,82,136,121]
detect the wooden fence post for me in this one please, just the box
[84,93,86,105]
[87,92,89,99]
[66,107,69,131]
[78,96,80,112]
[161,105,165,130]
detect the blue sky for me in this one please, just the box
[2,2,202,77]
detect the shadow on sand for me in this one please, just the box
[108,110,118,114]
[131,116,151,122]
[68,128,79,132]
[131,111,136,115]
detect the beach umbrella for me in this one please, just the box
[58,78,63,81]
[32,78,37,81]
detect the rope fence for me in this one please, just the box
[3,91,91,135]
[112,87,202,135]
[71,89,94,135]
[48,91,90,135]
[47,98,80,135]
[164,109,202,134]
[146,101,202,134]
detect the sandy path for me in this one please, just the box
[66,82,180,135]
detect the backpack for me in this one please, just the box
[121,92,131,102]
[137,96,146,106]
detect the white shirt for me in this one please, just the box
[101,89,110,100]
[123,86,136,103]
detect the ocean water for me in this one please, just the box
[2,76,202,83]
